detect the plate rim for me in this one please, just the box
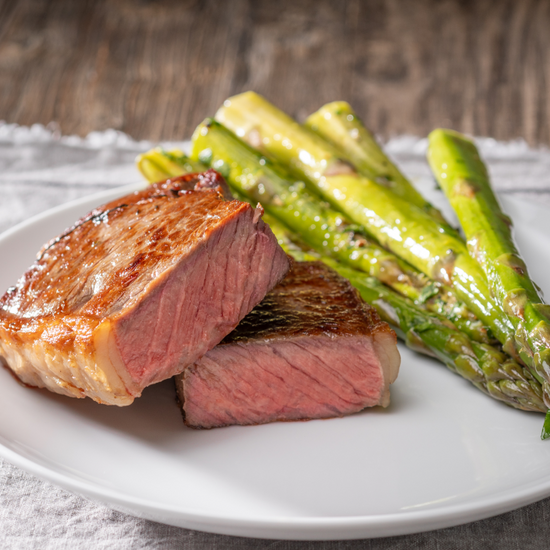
[2,433,550,541]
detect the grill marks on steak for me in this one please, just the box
[0,172,290,405]
[176,261,400,428]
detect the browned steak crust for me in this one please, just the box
[0,171,289,405]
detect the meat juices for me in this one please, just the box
[0,172,290,405]
[176,261,400,428]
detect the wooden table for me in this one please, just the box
[1,0,549,144]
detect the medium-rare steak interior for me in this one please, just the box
[0,172,289,406]
[176,261,400,428]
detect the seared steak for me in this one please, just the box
[0,172,289,405]
[176,261,400,428]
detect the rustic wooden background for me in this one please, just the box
[1,0,549,145]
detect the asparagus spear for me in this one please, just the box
[428,129,550,391]
[136,147,207,183]
[190,119,493,342]
[215,92,515,351]
[305,101,447,224]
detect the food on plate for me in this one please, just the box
[0,172,289,405]
[137,147,206,185]
[428,130,550,385]
[175,261,400,428]
[428,129,550,434]
[2,87,540,435]
[139,149,548,415]
[142,90,547,435]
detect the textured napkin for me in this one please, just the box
[1,122,550,550]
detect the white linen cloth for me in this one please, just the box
[1,122,550,549]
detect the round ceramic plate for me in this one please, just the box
[0,184,549,541]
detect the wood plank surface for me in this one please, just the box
[0,0,549,144]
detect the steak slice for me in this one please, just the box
[176,261,400,428]
[0,171,289,406]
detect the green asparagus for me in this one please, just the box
[428,129,550,391]
[305,101,447,224]
[136,147,207,182]
[215,92,515,351]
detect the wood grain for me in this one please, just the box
[0,0,549,144]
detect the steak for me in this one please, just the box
[176,261,400,428]
[0,171,290,406]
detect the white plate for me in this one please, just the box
[0,184,550,541]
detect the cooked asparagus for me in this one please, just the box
[428,129,550,389]
[136,147,207,182]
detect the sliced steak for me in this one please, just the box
[176,261,400,428]
[0,171,289,406]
